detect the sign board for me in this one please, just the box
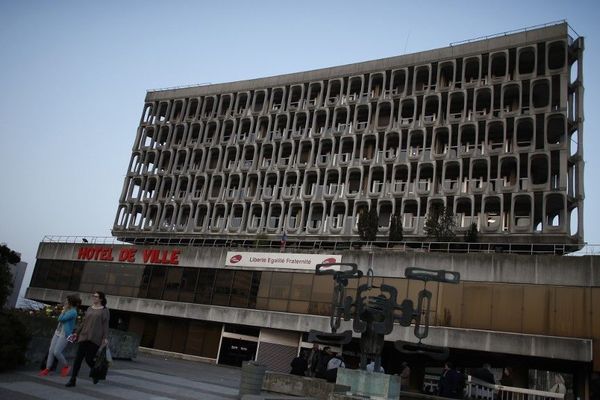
[75,246,181,265]
[225,252,341,270]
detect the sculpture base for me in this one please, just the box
[261,372,350,400]
[336,368,401,400]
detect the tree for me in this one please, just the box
[0,244,21,309]
[464,222,479,243]
[388,213,404,242]
[358,208,379,242]
[423,205,456,242]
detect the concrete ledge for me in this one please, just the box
[330,392,445,400]
[110,329,140,360]
[336,368,400,399]
[27,287,593,363]
[262,372,349,400]
[36,242,600,287]
[242,395,315,400]
[138,346,217,364]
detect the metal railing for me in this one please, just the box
[423,374,564,400]
[449,20,569,47]
[466,376,564,400]
[42,235,128,245]
[41,235,595,256]
[147,82,213,93]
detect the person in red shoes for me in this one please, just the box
[66,291,110,387]
[39,294,81,377]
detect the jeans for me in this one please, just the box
[47,334,68,369]
[70,341,99,380]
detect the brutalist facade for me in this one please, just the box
[28,23,600,396]
[114,22,584,248]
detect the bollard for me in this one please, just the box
[238,361,267,399]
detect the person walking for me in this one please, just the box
[399,361,411,390]
[65,292,110,387]
[307,343,321,377]
[39,294,80,377]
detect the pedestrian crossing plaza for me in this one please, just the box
[0,355,241,400]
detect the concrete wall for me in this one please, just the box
[31,242,600,366]
[37,242,600,287]
[7,261,27,308]
[26,286,591,364]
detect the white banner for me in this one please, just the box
[225,252,342,270]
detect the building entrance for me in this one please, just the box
[218,337,258,367]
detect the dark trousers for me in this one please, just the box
[70,341,99,380]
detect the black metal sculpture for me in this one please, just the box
[308,263,460,371]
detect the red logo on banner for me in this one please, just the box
[322,257,336,264]
[230,254,242,264]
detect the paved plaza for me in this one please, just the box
[0,353,245,400]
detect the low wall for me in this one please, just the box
[330,392,445,400]
[262,371,350,400]
[26,328,140,367]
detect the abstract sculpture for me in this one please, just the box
[308,263,460,370]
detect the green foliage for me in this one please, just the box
[424,205,457,242]
[0,245,30,370]
[13,309,58,338]
[254,233,269,248]
[0,311,30,371]
[464,222,479,243]
[358,208,379,242]
[388,213,404,242]
[0,244,21,309]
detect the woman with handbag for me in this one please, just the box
[39,294,80,377]
[65,291,110,387]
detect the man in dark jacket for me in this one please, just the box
[314,347,332,379]
[290,351,308,376]
[471,363,495,385]
[307,343,321,377]
[438,362,462,399]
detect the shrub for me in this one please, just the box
[424,205,456,242]
[0,244,21,309]
[0,311,30,371]
[358,208,379,242]
[254,233,269,247]
[388,213,404,242]
[464,223,479,243]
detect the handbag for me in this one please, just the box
[105,347,113,365]
[89,347,109,382]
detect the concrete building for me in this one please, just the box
[27,22,595,397]
[6,260,27,309]
[113,22,583,248]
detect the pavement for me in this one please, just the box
[0,353,244,400]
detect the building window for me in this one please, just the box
[195,269,215,304]
[213,270,234,306]
[147,266,167,299]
